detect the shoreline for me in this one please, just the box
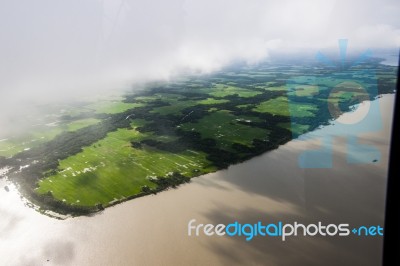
[3,92,395,219]
[0,94,394,265]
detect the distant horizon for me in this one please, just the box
[1,1,399,107]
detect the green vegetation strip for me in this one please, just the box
[36,120,214,206]
[253,96,317,117]
[0,119,101,157]
[86,101,144,114]
[180,110,267,150]
[209,84,262,98]
[2,57,396,215]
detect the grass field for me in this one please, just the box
[150,95,229,115]
[86,101,144,114]
[289,85,319,97]
[66,118,101,132]
[4,57,395,214]
[136,93,183,103]
[36,120,215,206]
[253,96,317,117]
[0,126,64,157]
[198,98,229,105]
[262,85,287,91]
[150,99,198,115]
[236,104,254,109]
[180,110,268,150]
[0,118,101,158]
[209,84,262,98]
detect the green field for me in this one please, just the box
[0,130,63,158]
[150,99,198,115]
[66,118,101,132]
[289,85,319,97]
[2,56,396,215]
[0,118,101,158]
[36,120,215,206]
[262,85,287,91]
[198,98,230,105]
[253,96,317,117]
[209,84,262,98]
[87,101,144,114]
[136,93,183,103]
[180,110,267,150]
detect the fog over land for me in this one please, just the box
[0,0,399,134]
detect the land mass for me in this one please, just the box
[0,56,397,216]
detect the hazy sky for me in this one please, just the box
[0,0,399,113]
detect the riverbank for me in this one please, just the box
[0,93,394,266]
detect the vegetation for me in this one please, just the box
[87,101,144,114]
[253,96,317,117]
[0,119,101,158]
[1,56,397,216]
[36,123,214,207]
[180,110,267,151]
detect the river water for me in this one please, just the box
[0,94,395,266]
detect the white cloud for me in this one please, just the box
[0,0,398,108]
